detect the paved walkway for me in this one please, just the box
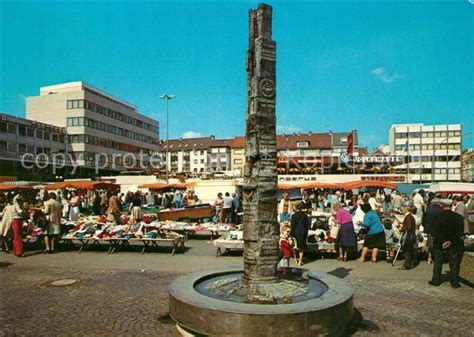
[1,240,473,336]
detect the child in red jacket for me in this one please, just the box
[279,226,292,270]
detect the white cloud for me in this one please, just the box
[277,124,300,134]
[370,67,400,84]
[181,131,203,139]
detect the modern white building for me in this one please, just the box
[389,123,462,183]
[26,82,160,174]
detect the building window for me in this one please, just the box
[0,121,6,132]
[7,142,16,153]
[27,128,34,137]
[19,144,27,154]
[234,149,243,155]
[67,99,85,109]
[297,141,309,148]
[194,159,198,164]
[19,126,26,136]
[43,131,50,140]
[7,124,16,134]
[234,159,242,164]
[36,130,43,139]
[0,141,6,151]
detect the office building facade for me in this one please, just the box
[389,123,462,183]
[26,82,160,173]
[0,113,69,181]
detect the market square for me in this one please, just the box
[1,1,474,336]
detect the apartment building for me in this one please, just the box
[230,137,245,175]
[161,137,212,174]
[389,123,462,183]
[0,113,69,181]
[462,149,474,182]
[161,131,359,175]
[26,82,159,172]
[209,139,232,172]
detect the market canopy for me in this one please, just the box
[138,182,196,190]
[46,180,118,190]
[341,180,397,191]
[0,184,32,192]
[297,182,343,190]
[277,182,299,190]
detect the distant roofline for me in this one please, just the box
[390,123,462,128]
[39,81,137,110]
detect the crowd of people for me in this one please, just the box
[0,187,205,257]
[278,188,472,288]
[1,184,472,288]
[213,192,242,225]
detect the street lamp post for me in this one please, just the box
[160,94,176,183]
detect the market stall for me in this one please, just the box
[341,180,397,190]
[60,214,187,255]
[46,180,119,191]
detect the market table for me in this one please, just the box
[60,237,101,253]
[131,237,187,255]
[214,239,244,256]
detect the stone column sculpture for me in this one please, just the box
[242,3,279,302]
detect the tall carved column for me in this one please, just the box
[242,4,278,293]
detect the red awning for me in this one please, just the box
[46,181,118,190]
[138,182,196,190]
[342,180,397,191]
[297,182,343,190]
[0,184,32,192]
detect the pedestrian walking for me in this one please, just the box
[11,195,24,257]
[358,203,386,263]
[429,199,464,288]
[291,202,310,266]
[399,207,418,270]
[43,192,62,254]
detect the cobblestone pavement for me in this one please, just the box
[0,265,180,337]
[1,242,473,336]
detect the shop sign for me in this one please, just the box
[353,156,402,164]
[361,176,405,182]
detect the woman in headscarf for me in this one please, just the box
[334,202,357,261]
[357,203,386,263]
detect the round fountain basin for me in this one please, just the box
[169,266,354,336]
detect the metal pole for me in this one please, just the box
[160,94,176,184]
[166,98,169,184]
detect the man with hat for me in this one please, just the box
[429,199,465,288]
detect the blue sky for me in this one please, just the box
[2,1,473,150]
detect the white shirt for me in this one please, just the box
[223,196,233,209]
[368,197,378,210]
[413,193,424,209]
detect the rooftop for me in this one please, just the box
[38,81,137,110]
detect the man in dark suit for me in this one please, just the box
[429,199,465,288]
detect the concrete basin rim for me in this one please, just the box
[169,266,354,314]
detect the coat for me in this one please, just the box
[0,205,14,237]
[106,195,122,216]
[43,199,62,225]
[466,200,474,234]
[453,202,469,234]
[432,210,464,249]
